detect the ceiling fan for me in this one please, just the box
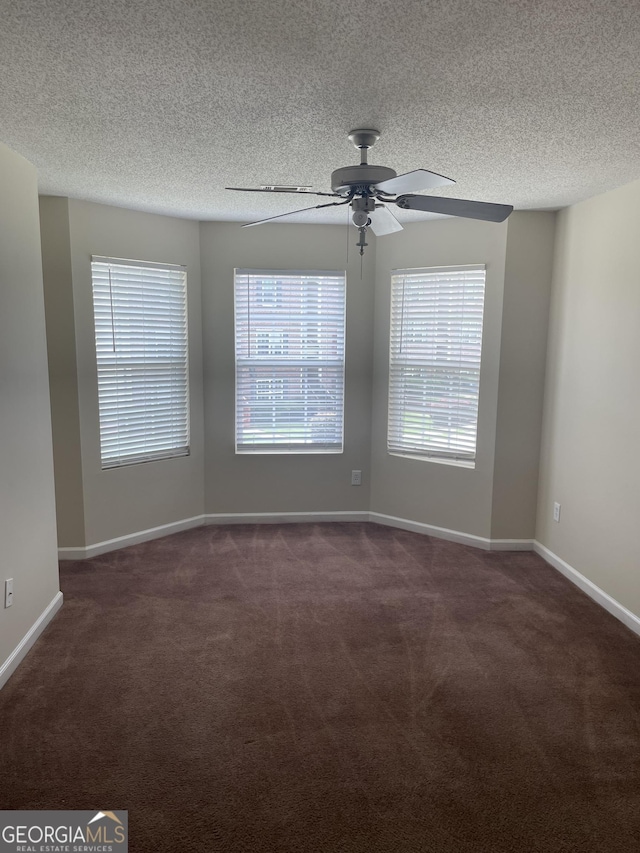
[227,129,513,255]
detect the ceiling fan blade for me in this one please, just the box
[369,205,403,236]
[374,169,455,195]
[242,199,350,228]
[396,194,513,222]
[227,186,338,197]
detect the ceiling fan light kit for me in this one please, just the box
[227,129,514,255]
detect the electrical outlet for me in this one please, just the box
[5,578,13,608]
[351,470,362,486]
[553,502,561,523]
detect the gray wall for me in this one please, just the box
[200,222,375,514]
[370,218,509,538]
[41,199,205,547]
[0,144,60,666]
[491,212,556,539]
[40,205,555,549]
[369,213,555,541]
[40,197,85,546]
[537,179,640,615]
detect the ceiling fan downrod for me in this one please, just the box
[347,128,380,165]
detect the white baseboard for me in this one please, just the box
[369,512,533,552]
[487,538,535,551]
[58,514,205,560]
[60,512,368,558]
[0,591,64,690]
[533,541,640,638]
[59,510,534,558]
[205,511,370,525]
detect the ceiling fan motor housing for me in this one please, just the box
[331,164,397,196]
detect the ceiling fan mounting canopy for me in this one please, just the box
[347,128,381,150]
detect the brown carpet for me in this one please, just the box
[2,523,640,851]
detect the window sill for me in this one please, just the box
[236,448,343,455]
[387,451,475,470]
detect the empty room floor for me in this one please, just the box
[2,523,640,852]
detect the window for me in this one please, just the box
[235,269,346,453]
[388,265,486,465]
[91,257,189,468]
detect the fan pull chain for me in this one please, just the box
[356,225,368,278]
[346,204,350,267]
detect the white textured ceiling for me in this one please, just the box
[1,0,640,224]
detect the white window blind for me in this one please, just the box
[235,269,346,453]
[388,265,486,463]
[91,257,189,468]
